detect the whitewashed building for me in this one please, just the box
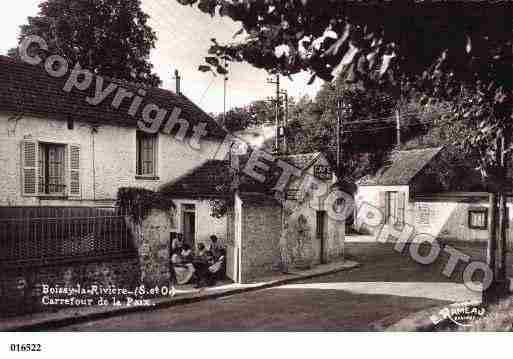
[0,55,227,208]
[354,147,513,242]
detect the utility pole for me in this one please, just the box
[485,135,501,301]
[223,58,228,125]
[395,108,401,148]
[336,99,352,179]
[498,132,509,281]
[267,74,280,154]
[336,99,342,177]
[280,90,288,154]
[487,192,498,275]
[484,132,511,302]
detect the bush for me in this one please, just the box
[116,187,175,223]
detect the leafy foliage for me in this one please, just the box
[182,0,512,181]
[216,99,276,132]
[117,187,175,223]
[277,80,429,180]
[209,197,232,219]
[208,165,236,218]
[10,0,161,86]
[178,1,511,94]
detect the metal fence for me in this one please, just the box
[0,206,136,267]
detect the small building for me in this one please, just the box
[161,151,347,283]
[354,146,513,242]
[278,152,346,264]
[160,158,282,283]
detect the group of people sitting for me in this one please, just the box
[170,234,225,288]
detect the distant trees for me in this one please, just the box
[10,0,161,86]
[216,99,277,132]
[179,0,511,170]
[186,1,512,288]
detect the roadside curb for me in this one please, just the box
[3,260,359,331]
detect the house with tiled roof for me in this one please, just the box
[0,54,227,208]
[277,152,346,265]
[278,151,334,196]
[159,159,282,282]
[354,146,513,242]
[159,150,347,282]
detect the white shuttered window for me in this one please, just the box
[21,141,80,197]
[69,144,81,196]
[22,140,38,196]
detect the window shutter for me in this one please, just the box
[21,140,38,196]
[69,144,81,197]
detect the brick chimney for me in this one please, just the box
[174,69,181,94]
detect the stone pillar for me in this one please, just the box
[127,209,173,288]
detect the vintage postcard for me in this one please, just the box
[0,1,511,354]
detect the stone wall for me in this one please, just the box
[0,256,139,318]
[0,207,175,318]
[126,208,173,288]
[281,198,345,267]
[239,194,282,283]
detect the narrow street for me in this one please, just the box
[57,241,491,331]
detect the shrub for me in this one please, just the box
[116,187,175,223]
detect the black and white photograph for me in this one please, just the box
[0,0,512,355]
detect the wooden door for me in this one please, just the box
[316,210,327,264]
[182,210,196,247]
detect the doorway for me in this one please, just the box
[316,210,327,264]
[182,204,196,247]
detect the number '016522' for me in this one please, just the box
[10,344,42,352]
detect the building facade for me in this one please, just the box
[0,55,226,208]
[354,147,513,243]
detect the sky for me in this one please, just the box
[0,0,323,114]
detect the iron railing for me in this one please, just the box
[0,206,136,268]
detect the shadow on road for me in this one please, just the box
[58,286,453,331]
[54,242,503,331]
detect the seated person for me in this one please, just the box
[171,234,185,255]
[181,243,194,263]
[171,251,195,285]
[194,250,226,288]
[194,250,216,288]
[196,243,207,258]
[209,248,226,281]
[171,252,183,266]
[208,235,224,260]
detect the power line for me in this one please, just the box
[289,110,453,135]
[198,75,217,106]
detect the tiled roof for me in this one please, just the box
[238,192,280,206]
[160,151,333,198]
[278,152,323,170]
[159,159,270,198]
[159,160,230,198]
[357,147,443,186]
[0,55,225,138]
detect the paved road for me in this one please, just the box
[59,241,497,331]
